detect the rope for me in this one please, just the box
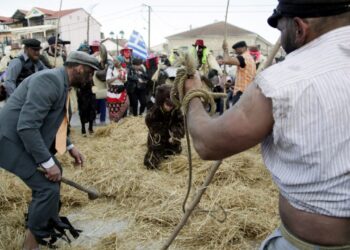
[171,53,226,214]
[161,52,226,250]
[163,34,282,250]
[171,63,226,116]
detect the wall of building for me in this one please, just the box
[59,9,101,51]
[102,39,117,53]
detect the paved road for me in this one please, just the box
[70,109,110,128]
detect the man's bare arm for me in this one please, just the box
[186,75,274,160]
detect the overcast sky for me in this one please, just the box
[1,0,281,47]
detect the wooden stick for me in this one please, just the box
[53,0,63,68]
[223,0,230,112]
[160,160,222,250]
[224,0,230,42]
[256,36,281,74]
[37,167,100,200]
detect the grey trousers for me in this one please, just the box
[259,227,350,250]
[259,228,299,250]
[22,168,60,239]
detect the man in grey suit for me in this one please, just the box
[0,51,100,249]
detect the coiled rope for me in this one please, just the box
[161,53,226,250]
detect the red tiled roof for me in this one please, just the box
[0,16,13,23]
[166,21,255,39]
[13,7,80,19]
[34,7,80,18]
[48,8,81,18]
[35,7,56,15]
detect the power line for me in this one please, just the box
[94,5,142,20]
[152,4,274,7]
[152,10,272,13]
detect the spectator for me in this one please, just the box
[223,40,256,105]
[4,39,46,97]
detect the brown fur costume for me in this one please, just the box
[144,84,185,169]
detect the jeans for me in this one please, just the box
[96,99,106,122]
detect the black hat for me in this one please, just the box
[66,51,100,70]
[47,36,63,45]
[268,0,350,28]
[232,41,247,49]
[23,39,42,49]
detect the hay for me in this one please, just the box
[0,116,279,249]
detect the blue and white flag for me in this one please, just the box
[127,30,148,60]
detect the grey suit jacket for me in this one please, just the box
[0,67,69,179]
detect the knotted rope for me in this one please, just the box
[171,53,226,116]
[161,53,226,250]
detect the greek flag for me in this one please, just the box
[127,30,148,60]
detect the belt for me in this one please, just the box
[280,224,350,250]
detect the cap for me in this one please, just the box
[23,39,42,49]
[268,0,350,28]
[47,36,63,45]
[232,41,247,49]
[66,51,100,70]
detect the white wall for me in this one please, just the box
[59,9,101,51]
[102,39,117,52]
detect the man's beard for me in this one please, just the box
[70,69,89,88]
[283,39,300,54]
[282,26,301,54]
[49,46,59,56]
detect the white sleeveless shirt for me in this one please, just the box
[257,26,350,217]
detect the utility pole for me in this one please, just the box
[117,30,124,56]
[143,4,151,52]
[53,0,63,68]
[87,14,90,44]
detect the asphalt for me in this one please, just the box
[70,109,110,128]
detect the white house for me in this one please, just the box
[6,7,101,51]
[166,21,282,57]
[58,8,101,50]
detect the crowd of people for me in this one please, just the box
[0,34,267,127]
[0,0,349,248]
